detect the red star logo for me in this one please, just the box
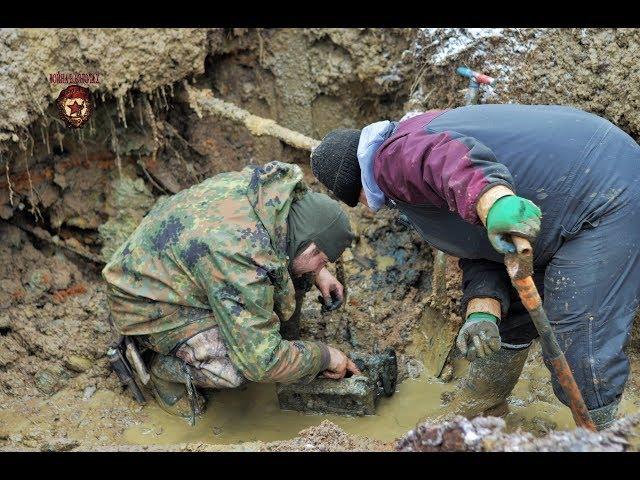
[68,100,84,116]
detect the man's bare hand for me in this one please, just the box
[315,267,344,304]
[323,345,361,379]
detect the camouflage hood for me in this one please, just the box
[103,161,313,353]
[245,162,308,260]
[104,161,332,379]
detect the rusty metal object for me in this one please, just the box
[276,375,377,416]
[276,349,398,416]
[350,348,398,398]
[505,236,596,431]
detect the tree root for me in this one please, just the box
[183,83,320,153]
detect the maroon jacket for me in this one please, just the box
[374,110,514,226]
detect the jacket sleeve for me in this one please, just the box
[374,128,515,224]
[459,257,512,319]
[193,251,330,384]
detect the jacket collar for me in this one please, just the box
[357,120,397,212]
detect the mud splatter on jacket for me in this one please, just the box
[102,162,330,384]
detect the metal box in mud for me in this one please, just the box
[276,349,397,416]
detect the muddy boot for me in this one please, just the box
[436,346,530,422]
[149,353,206,424]
[589,400,620,431]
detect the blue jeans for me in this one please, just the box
[499,192,640,410]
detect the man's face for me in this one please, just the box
[291,242,329,277]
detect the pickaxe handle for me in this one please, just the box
[505,236,596,431]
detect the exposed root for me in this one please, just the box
[160,85,168,110]
[54,121,64,153]
[409,60,430,98]
[137,98,145,127]
[20,132,43,222]
[108,116,123,177]
[116,95,128,129]
[137,154,169,195]
[142,95,161,152]
[184,83,320,152]
[257,30,267,67]
[40,121,51,155]
[4,154,15,207]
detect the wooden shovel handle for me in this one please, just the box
[512,236,532,256]
[507,234,596,431]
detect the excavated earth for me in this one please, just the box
[1,28,640,452]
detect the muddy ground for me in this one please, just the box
[1,28,640,451]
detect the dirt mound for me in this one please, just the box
[397,414,640,452]
[263,420,391,452]
[494,29,640,139]
[408,28,640,143]
[0,222,114,404]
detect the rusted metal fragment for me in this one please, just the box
[277,375,376,416]
[277,350,397,416]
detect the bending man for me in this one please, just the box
[103,161,359,419]
[310,104,640,429]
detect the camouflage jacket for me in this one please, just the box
[102,162,330,384]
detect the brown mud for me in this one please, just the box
[1,28,640,451]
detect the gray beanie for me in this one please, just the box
[310,128,362,207]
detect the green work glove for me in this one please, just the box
[486,195,542,254]
[456,312,501,362]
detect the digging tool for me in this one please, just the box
[505,236,596,431]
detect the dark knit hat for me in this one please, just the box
[310,128,362,207]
